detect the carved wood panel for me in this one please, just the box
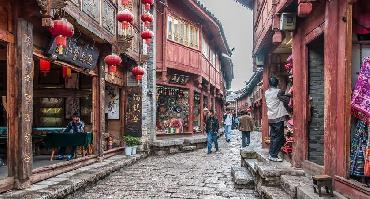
[82,0,100,22]
[102,0,116,34]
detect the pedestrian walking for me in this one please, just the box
[238,111,254,147]
[206,110,219,154]
[264,76,289,162]
[223,109,233,142]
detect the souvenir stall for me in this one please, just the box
[156,86,189,134]
[349,1,370,186]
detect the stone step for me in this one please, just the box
[297,185,348,199]
[255,161,306,187]
[240,148,270,163]
[231,166,254,189]
[259,185,293,199]
[242,158,258,176]
[281,175,312,198]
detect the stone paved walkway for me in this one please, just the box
[67,131,261,199]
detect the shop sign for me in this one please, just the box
[48,37,100,69]
[125,87,142,137]
[169,74,189,85]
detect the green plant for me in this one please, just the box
[123,135,141,146]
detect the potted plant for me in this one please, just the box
[131,136,141,155]
[124,135,135,156]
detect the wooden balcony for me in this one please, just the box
[164,40,222,89]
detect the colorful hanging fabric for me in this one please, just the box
[351,57,370,125]
[350,121,368,176]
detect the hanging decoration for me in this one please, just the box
[132,66,145,82]
[141,12,153,28]
[141,0,154,11]
[122,0,130,6]
[49,18,74,55]
[62,66,72,78]
[104,54,122,74]
[141,30,154,44]
[117,9,134,33]
[39,58,51,76]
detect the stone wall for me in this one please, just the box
[307,36,324,165]
[141,3,157,151]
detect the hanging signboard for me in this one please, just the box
[47,37,100,69]
[125,87,142,137]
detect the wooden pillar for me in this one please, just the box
[335,0,352,177]
[14,19,33,188]
[261,59,270,149]
[292,26,308,168]
[200,92,204,133]
[93,63,105,157]
[324,0,339,176]
[188,86,194,133]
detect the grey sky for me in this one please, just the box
[198,0,253,91]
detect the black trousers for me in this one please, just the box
[269,121,285,158]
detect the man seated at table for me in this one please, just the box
[56,112,85,161]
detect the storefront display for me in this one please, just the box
[157,86,189,134]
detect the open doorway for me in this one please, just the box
[0,42,8,179]
[307,35,325,165]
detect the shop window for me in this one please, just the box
[156,86,189,134]
[193,92,201,132]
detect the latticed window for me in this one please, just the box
[167,15,199,49]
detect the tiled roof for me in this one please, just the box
[234,0,253,9]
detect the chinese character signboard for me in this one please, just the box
[125,87,142,137]
[169,74,190,85]
[47,37,100,69]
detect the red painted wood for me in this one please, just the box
[261,62,270,149]
[324,0,339,177]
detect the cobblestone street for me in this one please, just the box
[67,131,260,199]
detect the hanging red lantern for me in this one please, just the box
[62,66,72,78]
[132,66,145,81]
[141,13,153,28]
[39,58,51,76]
[104,54,122,74]
[49,19,74,55]
[141,30,154,44]
[141,0,154,11]
[122,0,130,6]
[117,9,134,31]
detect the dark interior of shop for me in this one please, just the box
[0,42,7,179]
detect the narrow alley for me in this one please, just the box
[66,131,260,199]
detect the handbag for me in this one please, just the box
[351,57,370,125]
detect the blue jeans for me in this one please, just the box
[241,131,251,147]
[224,125,232,140]
[207,131,219,153]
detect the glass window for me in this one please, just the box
[167,15,199,49]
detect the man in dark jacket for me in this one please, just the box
[206,110,219,154]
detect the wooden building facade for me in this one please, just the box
[239,0,370,197]
[0,0,144,192]
[155,0,233,135]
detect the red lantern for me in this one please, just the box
[141,30,154,44]
[141,13,153,28]
[117,9,134,31]
[141,0,154,11]
[122,0,130,6]
[104,54,122,74]
[39,59,51,76]
[132,66,145,81]
[49,19,74,55]
[62,66,72,78]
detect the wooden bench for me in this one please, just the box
[312,175,334,197]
